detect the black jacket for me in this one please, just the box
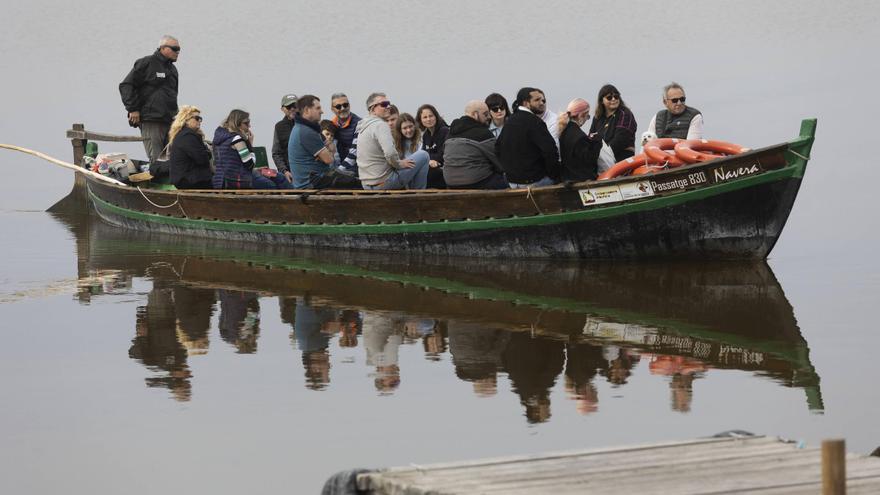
[422,124,449,164]
[495,109,559,184]
[119,49,179,124]
[272,117,294,173]
[169,127,213,188]
[559,121,600,181]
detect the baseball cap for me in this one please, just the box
[281,94,298,107]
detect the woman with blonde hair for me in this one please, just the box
[167,105,213,189]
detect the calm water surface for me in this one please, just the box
[2,1,880,493]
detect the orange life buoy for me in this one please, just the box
[643,138,687,167]
[632,164,667,176]
[674,139,750,163]
[598,153,656,180]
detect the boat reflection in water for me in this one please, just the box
[50,205,824,420]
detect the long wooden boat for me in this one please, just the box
[70,118,815,259]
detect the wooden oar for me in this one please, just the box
[0,143,126,186]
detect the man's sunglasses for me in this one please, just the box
[667,97,686,104]
[370,100,392,109]
[163,45,181,53]
[334,102,350,110]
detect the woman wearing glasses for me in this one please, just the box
[212,109,292,189]
[417,104,450,189]
[485,93,511,139]
[167,105,213,189]
[589,84,637,161]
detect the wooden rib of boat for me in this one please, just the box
[74,119,816,259]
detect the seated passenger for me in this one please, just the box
[646,82,703,140]
[357,92,428,190]
[288,95,361,190]
[392,113,430,167]
[589,84,637,162]
[496,87,559,188]
[168,105,212,189]
[557,98,601,182]
[386,104,400,130]
[271,93,298,183]
[320,120,341,164]
[212,109,292,189]
[417,104,450,189]
[485,92,511,139]
[443,100,508,190]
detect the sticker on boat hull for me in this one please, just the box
[580,182,654,206]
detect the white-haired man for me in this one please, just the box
[356,92,429,190]
[647,82,703,140]
[119,35,181,165]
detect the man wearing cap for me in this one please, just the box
[557,98,601,181]
[272,93,298,182]
[646,82,703,140]
[119,35,180,165]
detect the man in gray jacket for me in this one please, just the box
[357,92,429,190]
[443,101,509,189]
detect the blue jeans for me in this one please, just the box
[365,150,429,190]
[508,176,555,189]
[252,172,294,189]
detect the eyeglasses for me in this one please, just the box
[604,93,620,101]
[163,45,181,53]
[667,96,686,104]
[334,102,350,110]
[242,120,251,126]
[490,106,504,112]
[191,115,202,122]
[370,100,392,110]
[284,104,297,111]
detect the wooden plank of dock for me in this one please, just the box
[356,436,880,494]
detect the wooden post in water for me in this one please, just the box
[822,439,846,495]
[70,123,86,166]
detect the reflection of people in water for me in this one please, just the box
[402,318,446,361]
[128,282,192,401]
[448,322,510,397]
[363,312,404,394]
[502,333,565,423]
[564,342,607,415]
[602,346,641,386]
[217,289,261,354]
[292,296,337,390]
[647,354,707,412]
[173,286,216,355]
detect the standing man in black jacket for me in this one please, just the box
[495,87,559,188]
[119,35,180,165]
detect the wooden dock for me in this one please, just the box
[355,435,880,494]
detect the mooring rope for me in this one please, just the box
[136,186,188,218]
[0,143,126,186]
[525,186,543,215]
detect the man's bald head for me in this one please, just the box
[464,100,491,125]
